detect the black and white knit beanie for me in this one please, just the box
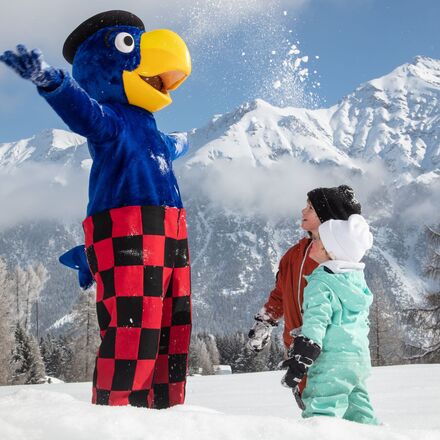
[307,185,361,223]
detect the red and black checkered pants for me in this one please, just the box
[83,205,191,408]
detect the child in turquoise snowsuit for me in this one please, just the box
[281,214,378,425]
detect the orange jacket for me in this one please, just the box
[264,237,318,348]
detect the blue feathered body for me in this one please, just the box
[39,73,188,216]
[38,25,188,216]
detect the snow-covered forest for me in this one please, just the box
[0,249,286,384]
[1,223,439,385]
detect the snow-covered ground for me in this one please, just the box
[0,364,439,440]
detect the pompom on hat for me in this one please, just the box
[318,214,373,263]
[307,185,361,223]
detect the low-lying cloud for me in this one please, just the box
[1,151,438,238]
[0,163,88,230]
[179,156,394,221]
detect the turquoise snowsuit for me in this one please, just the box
[300,265,378,425]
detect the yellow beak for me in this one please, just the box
[123,29,192,112]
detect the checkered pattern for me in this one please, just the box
[83,205,191,408]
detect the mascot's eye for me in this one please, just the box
[114,32,135,53]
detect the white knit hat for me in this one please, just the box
[318,214,373,263]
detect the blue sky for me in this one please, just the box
[0,0,439,142]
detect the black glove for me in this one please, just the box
[279,335,321,389]
[247,311,278,353]
[0,44,63,90]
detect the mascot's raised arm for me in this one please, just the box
[0,10,192,409]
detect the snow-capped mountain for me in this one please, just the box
[1,56,439,364]
[187,56,440,179]
[0,129,89,170]
[185,99,355,170]
[332,56,440,176]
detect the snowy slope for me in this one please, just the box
[0,364,439,440]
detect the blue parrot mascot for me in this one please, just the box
[0,10,192,408]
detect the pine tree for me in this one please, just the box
[11,324,29,384]
[0,260,48,384]
[40,334,73,381]
[57,336,74,381]
[217,333,243,370]
[234,332,268,373]
[11,323,45,384]
[40,335,54,376]
[266,335,284,371]
[27,334,46,384]
[215,332,261,373]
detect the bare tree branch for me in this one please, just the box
[404,341,440,360]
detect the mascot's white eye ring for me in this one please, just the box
[114,32,135,53]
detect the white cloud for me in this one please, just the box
[179,156,392,220]
[394,179,440,226]
[0,163,88,230]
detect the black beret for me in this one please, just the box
[63,10,145,64]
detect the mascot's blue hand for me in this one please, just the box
[59,245,94,290]
[0,44,63,90]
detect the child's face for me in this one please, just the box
[301,200,321,233]
[309,237,331,264]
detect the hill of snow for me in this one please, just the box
[0,364,439,440]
